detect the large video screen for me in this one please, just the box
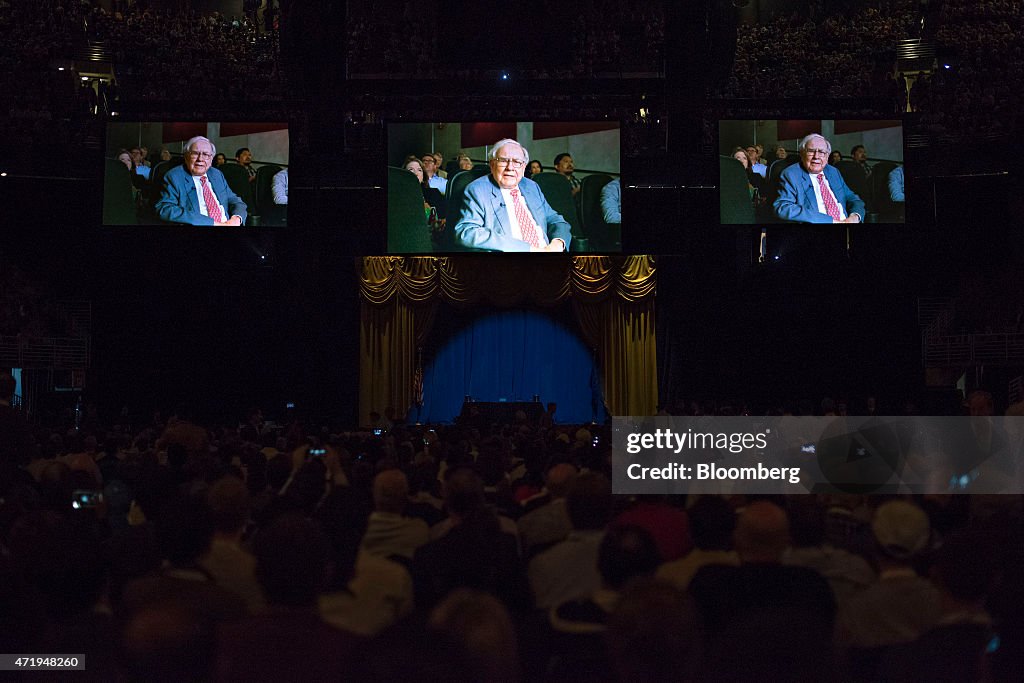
[719,119,905,225]
[387,121,621,253]
[103,122,289,227]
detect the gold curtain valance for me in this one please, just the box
[359,255,656,307]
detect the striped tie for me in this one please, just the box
[817,173,842,221]
[201,176,224,223]
[510,187,540,247]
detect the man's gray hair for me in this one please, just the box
[488,139,529,163]
[184,135,216,156]
[798,133,831,155]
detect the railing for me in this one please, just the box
[924,333,1024,367]
[0,336,90,369]
[1010,376,1023,406]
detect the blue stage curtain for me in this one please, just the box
[420,306,601,424]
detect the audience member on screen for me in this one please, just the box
[117,149,133,170]
[744,145,767,178]
[130,148,151,180]
[404,159,445,220]
[888,165,904,203]
[526,160,543,178]
[155,136,247,226]
[236,148,257,181]
[272,168,288,205]
[432,151,448,179]
[456,152,474,171]
[601,178,621,225]
[732,147,765,202]
[829,150,842,166]
[158,148,172,162]
[421,153,447,193]
[773,133,865,224]
[139,147,152,168]
[554,153,581,197]
[214,153,227,167]
[452,138,571,252]
[846,144,873,200]
[775,146,788,160]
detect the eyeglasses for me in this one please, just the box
[803,148,829,158]
[186,151,214,160]
[493,157,526,168]
[421,158,435,164]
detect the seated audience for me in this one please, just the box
[412,468,530,613]
[217,513,362,681]
[657,495,739,591]
[528,471,613,609]
[362,469,431,561]
[404,158,446,221]
[837,499,942,649]
[517,462,577,556]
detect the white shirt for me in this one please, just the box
[272,169,288,205]
[427,174,447,193]
[190,175,228,220]
[808,171,847,221]
[500,186,548,247]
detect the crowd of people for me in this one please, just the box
[345,0,665,78]
[917,0,1024,144]
[1,376,1023,680]
[721,3,916,102]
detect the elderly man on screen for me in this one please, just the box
[155,136,247,226]
[774,133,865,224]
[452,139,571,252]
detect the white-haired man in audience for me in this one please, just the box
[155,136,247,226]
[774,133,865,223]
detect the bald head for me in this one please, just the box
[546,463,578,499]
[734,501,790,563]
[373,469,410,514]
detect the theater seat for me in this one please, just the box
[255,164,285,226]
[387,166,433,253]
[765,156,799,212]
[579,173,619,252]
[443,168,489,251]
[836,160,872,212]
[103,159,137,225]
[140,158,182,223]
[870,161,902,223]
[719,156,755,224]
[220,162,256,224]
[530,172,581,246]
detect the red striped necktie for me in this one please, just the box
[200,176,224,223]
[510,187,540,247]
[816,173,842,221]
